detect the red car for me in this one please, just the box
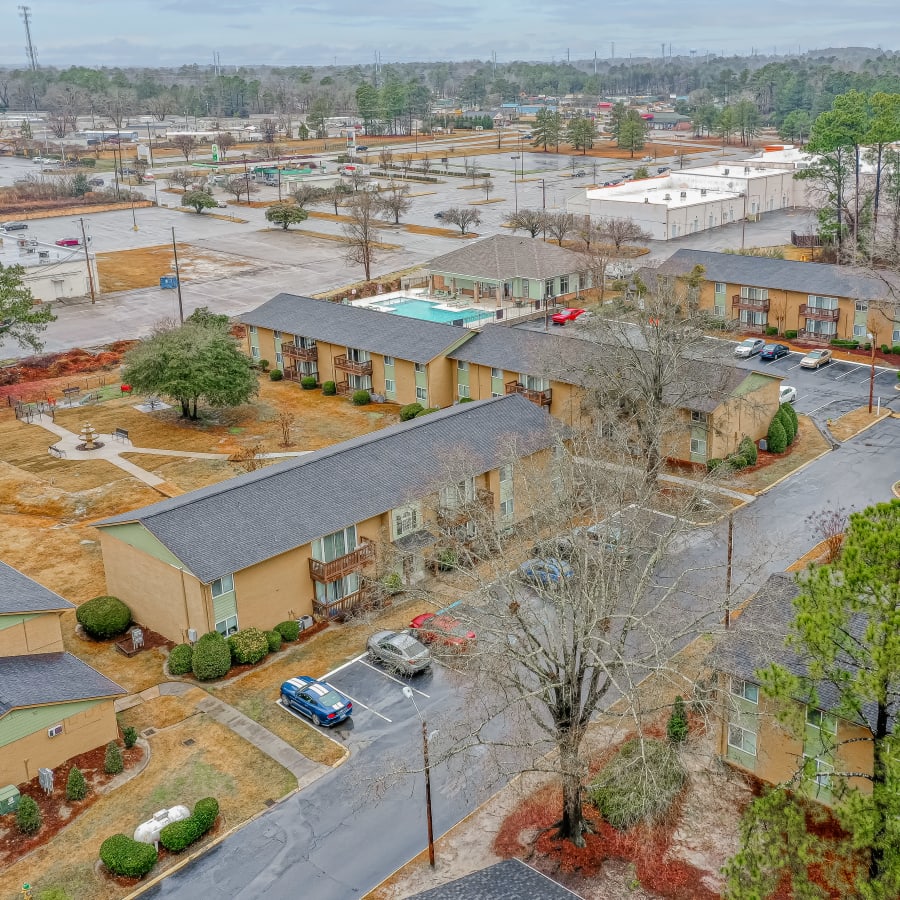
[409,612,476,648]
[551,308,586,325]
[55,238,81,247]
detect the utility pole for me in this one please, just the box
[171,227,184,324]
[725,513,734,629]
[79,218,96,304]
[19,6,38,71]
[867,331,877,414]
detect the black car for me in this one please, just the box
[572,169,586,177]
[1,221,28,231]
[434,210,445,219]
[355,144,369,151]
[760,343,790,361]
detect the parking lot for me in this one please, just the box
[276,648,455,752]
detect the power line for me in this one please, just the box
[19,5,38,71]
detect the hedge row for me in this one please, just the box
[159,798,219,853]
[185,622,305,681]
[100,833,158,878]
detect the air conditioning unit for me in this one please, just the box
[187,628,198,643]
[663,193,671,200]
[48,724,63,738]
[723,168,730,175]
[744,167,750,174]
[680,191,687,199]
[700,189,707,196]
[644,197,650,203]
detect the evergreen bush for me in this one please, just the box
[191,631,232,680]
[99,834,157,878]
[399,402,424,421]
[227,627,270,665]
[66,766,88,802]
[738,436,758,466]
[322,381,336,395]
[192,797,220,833]
[300,375,316,389]
[767,418,787,454]
[122,726,138,749]
[266,630,282,652]
[167,643,193,676]
[104,741,124,775]
[16,795,42,835]
[76,596,131,640]
[158,817,203,853]
[274,620,300,642]
[777,406,796,444]
[351,389,370,405]
[269,369,283,381]
[667,696,689,743]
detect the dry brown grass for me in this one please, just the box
[118,691,207,732]
[96,244,258,292]
[404,224,478,238]
[0,714,296,900]
[120,454,242,492]
[828,406,891,442]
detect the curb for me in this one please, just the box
[753,446,834,497]
[830,411,892,442]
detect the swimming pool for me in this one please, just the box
[382,298,492,326]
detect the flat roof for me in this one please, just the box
[586,180,741,209]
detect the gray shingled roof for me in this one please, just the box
[427,235,584,281]
[0,561,74,615]
[0,652,125,717]
[652,249,894,302]
[240,293,471,364]
[97,395,559,584]
[409,860,581,899]
[711,573,893,733]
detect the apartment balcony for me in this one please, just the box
[312,588,371,619]
[505,381,552,407]
[797,329,836,343]
[308,537,375,583]
[731,295,769,312]
[800,305,839,322]
[438,489,494,526]
[282,342,318,362]
[334,355,373,376]
[735,321,767,334]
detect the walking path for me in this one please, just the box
[20,412,308,491]
[116,681,330,790]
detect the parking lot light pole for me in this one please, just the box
[402,686,435,867]
[867,332,876,414]
[511,155,520,213]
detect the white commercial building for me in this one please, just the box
[567,162,800,241]
[0,234,98,304]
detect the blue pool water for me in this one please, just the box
[387,298,492,326]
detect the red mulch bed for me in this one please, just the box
[76,624,173,656]
[0,343,137,395]
[0,741,144,868]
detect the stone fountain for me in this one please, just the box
[76,422,104,451]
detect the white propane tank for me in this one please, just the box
[133,805,191,844]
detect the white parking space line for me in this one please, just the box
[806,399,837,415]
[358,658,431,698]
[334,691,392,722]
[277,695,391,725]
[836,366,863,379]
[787,362,804,370]
[321,652,368,681]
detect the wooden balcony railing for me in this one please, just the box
[800,305,839,322]
[312,589,369,619]
[308,537,375,583]
[505,381,552,407]
[732,295,769,311]
[334,355,372,376]
[282,342,318,362]
[797,329,836,343]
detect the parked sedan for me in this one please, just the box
[800,348,833,369]
[760,343,790,361]
[0,221,28,231]
[518,558,575,587]
[409,611,476,648]
[280,676,352,727]
[779,385,798,403]
[433,210,445,219]
[734,338,766,358]
[367,630,432,675]
[551,308,587,326]
[55,237,81,247]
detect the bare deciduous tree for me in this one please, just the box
[166,169,194,193]
[375,182,412,224]
[171,134,198,162]
[804,502,848,563]
[443,207,482,235]
[597,217,653,252]
[277,411,295,448]
[480,177,494,201]
[322,182,352,215]
[224,174,257,203]
[342,191,380,280]
[215,132,236,159]
[504,209,548,238]
[378,147,394,169]
[544,211,575,245]
[290,184,326,209]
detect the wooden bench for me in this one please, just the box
[62,387,80,400]
[48,445,66,458]
[112,428,130,443]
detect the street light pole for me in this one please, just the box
[242,153,251,204]
[79,217,96,305]
[171,226,184,325]
[867,332,876,414]
[511,155,519,214]
[402,686,435,867]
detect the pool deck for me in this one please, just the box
[350,287,535,327]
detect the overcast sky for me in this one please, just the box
[1,1,898,68]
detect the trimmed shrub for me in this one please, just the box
[269,369,283,381]
[322,380,337,396]
[382,571,403,595]
[767,418,787,454]
[399,402,424,421]
[66,765,88,802]
[100,833,158,878]
[589,738,686,830]
[266,629,282,652]
[777,406,796,445]
[104,741,124,775]
[892,346,900,355]
[784,329,798,340]
[227,627,270,665]
[783,402,799,436]
[725,453,747,470]
[16,795,42,835]
[414,407,439,417]
[191,631,232,681]
[300,375,317,389]
[667,696,689,744]
[159,817,204,853]
[436,548,458,571]
[881,344,890,354]
[274,620,300,642]
[76,595,131,640]
[705,457,724,472]
[458,396,474,402]
[258,358,270,371]
[168,643,193,676]
[738,436,758,466]
[122,725,138,750]
[764,326,778,336]
[192,797,220,833]
[351,389,370,405]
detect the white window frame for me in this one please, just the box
[854,301,868,313]
[249,325,257,335]
[214,614,239,637]
[807,294,837,310]
[415,386,427,402]
[384,378,396,394]
[275,352,283,365]
[559,275,569,294]
[806,707,837,735]
[414,362,426,373]
[457,359,468,371]
[690,437,707,455]
[731,677,759,704]
[728,722,757,757]
[273,330,281,339]
[715,282,726,294]
[690,410,708,424]
[251,346,260,359]
[211,574,234,598]
[383,355,395,366]
[392,503,421,539]
[500,497,514,519]
[853,324,865,338]
[458,384,470,399]
[491,367,502,379]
